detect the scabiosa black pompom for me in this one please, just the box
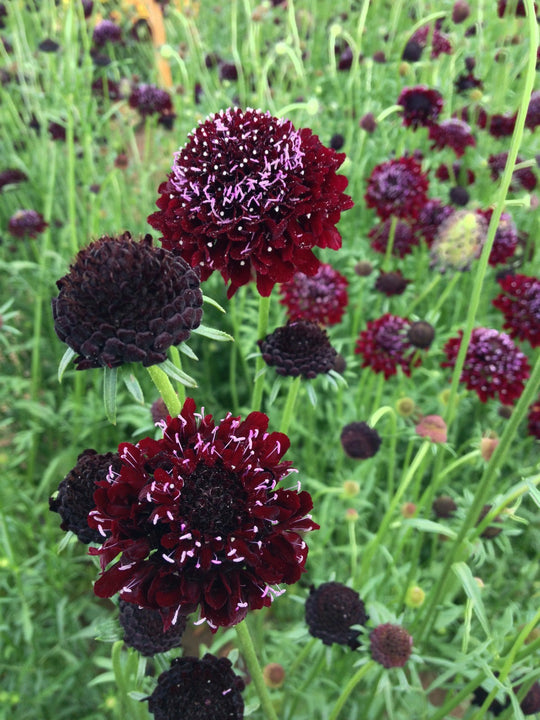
[0,168,28,191]
[258,320,338,378]
[119,600,187,656]
[52,232,203,370]
[305,582,368,649]
[49,449,120,543]
[370,623,413,668]
[374,270,410,296]
[340,422,382,459]
[407,321,435,349]
[146,654,245,720]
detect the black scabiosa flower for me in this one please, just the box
[525,90,540,130]
[492,274,540,348]
[527,395,540,440]
[148,107,353,298]
[432,495,457,518]
[429,119,476,157]
[89,398,318,630]
[476,209,518,267]
[365,156,429,221]
[408,321,435,349]
[147,654,245,720]
[8,209,48,238]
[370,623,413,668]
[92,19,122,46]
[488,152,537,192]
[49,449,120,544]
[397,85,443,129]
[0,168,28,191]
[119,599,186,656]
[415,199,454,248]
[258,320,338,378]
[340,422,382,459]
[369,219,419,257]
[129,83,174,119]
[278,263,348,326]
[442,328,531,405]
[52,232,203,370]
[305,582,368,649]
[374,270,410,296]
[355,314,421,379]
[486,112,517,139]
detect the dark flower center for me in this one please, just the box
[406,93,432,113]
[178,462,248,536]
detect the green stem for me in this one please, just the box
[328,661,375,720]
[280,375,301,434]
[235,620,279,720]
[169,346,186,406]
[251,294,271,412]
[146,365,181,416]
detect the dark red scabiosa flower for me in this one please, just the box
[364,156,429,221]
[52,232,203,370]
[435,162,476,185]
[414,199,454,248]
[492,274,540,348]
[449,186,470,206]
[525,90,540,130]
[442,328,531,405]
[497,0,537,16]
[81,0,93,18]
[521,681,540,714]
[258,320,338,378]
[355,314,421,380]
[402,40,424,62]
[476,209,518,266]
[0,168,28,191]
[128,83,174,119]
[408,321,435,349]
[38,38,60,52]
[330,133,345,151]
[374,270,410,296]
[148,107,353,298]
[305,582,368,649]
[370,623,413,668]
[92,19,122,46]
[8,209,48,238]
[340,422,382,459]
[527,395,540,439]
[119,599,187,656]
[397,85,443,129]
[89,398,318,630]
[369,219,419,258]
[432,495,457,518]
[486,112,517,139]
[431,26,452,58]
[49,449,120,544]
[91,77,124,101]
[488,152,537,192]
[452,0,471,23]
[429,119,476,157]
[278,263,348,326]
[147,654,245,720]
[455,71,483,94]
[218,61,238,81]
[359,112,377,133]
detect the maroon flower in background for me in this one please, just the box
[442,328,531,404]
[370,623,413,668]
[397,85,443,129]
[369,219,419,257]
[486,112,517,139]
[305,582,368,649]
[429,119,476,157]
[431,25,452,58]
[525,90,540,130]
[435,163,475,185]
[355,314,421,379]
[527,394,540,440]
[374,270,410,296]
[497,0,537,16]
[92,19,122,46]
[8,209,48,238]
[147,654,245,720]
[89,398,318,630]
[129,83,174,119]
[0,168,28,191]
[476,209,518,266]
[258,320,338,378]
[488,152,537,192]
[492,274,540,348]
[148,107,353,298]
[340,422,382,459]
[365,156,429,220]
[52,233,203,369]
[414,199,454,248]
[279,262,348,326]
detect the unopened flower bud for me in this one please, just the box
[263,663,285,689]
[401,502,417,519]
[405,585,425,608]
[480,434,499,461]
[342,480,360,497]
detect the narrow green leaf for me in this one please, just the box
[192,324,234,342]
[404,518,457,539]
[202,294,227,313]
[526,479,540,508]
[58,347,76,382]
[103,366,118,425]
[123,372,145,405]
[178,343,199,361]
[306,383,317,407]
[452,562,490,638]
[159,359,198,388]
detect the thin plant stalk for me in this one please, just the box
[235,620,279,720]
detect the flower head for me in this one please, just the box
[89,398,318,630]
[49,449,121,544]
[475,209,519,266]
[415,199,454,248]
[488,152,537,192]
[370,623,413,668]
[415,415,447,443]
[278,263,348,326]
[119,599,186,656]
[369,219,419,257]
[397,85,443,129]
[442,328,531,404]
[305,582,368,649]
[0,168,28,191]
[355,314,421,379]
[432,495,457,518]
[52,232,203,370]
[128,83,174,119]
[527,394,540,440]
[374,270,411,296]
[148,107,353,298]
[407,321,435,349]
[429,119,476,157]
[258,320,338,378]
[365,156,429,220]
[492,274,540,348]
[147,654,245,720]
[340,422,382,459]
[486,112,517,139]
[525,90,540,130]
[92,19,122,46]
[8,209,48,238]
